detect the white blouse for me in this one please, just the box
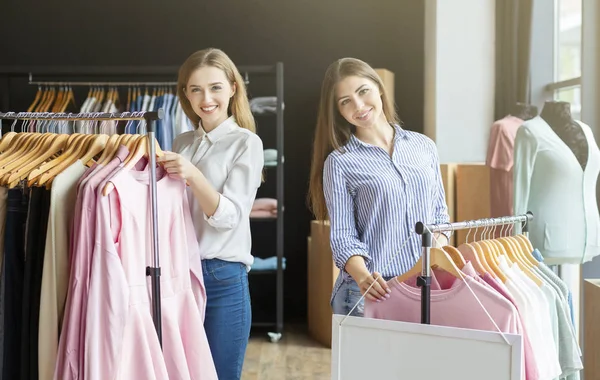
[173,116,264,268]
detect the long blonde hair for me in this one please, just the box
[177,48,256,133]
[308,58,399,221]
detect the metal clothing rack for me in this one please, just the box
[0,109,165,346]
[414,211,534,324]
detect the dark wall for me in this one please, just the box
[0,0,425,322]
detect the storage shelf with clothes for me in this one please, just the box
[357,213,583,380]
[242,63,285,343]
[0,111,217,380]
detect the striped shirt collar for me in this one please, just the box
[347,124,408,151]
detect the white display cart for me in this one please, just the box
[331,214,533,380]
[331,314,523,380]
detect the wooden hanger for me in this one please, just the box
[35,134,100,187]
[27,87,43,112]
[472,241,507,283]
[0,132,17,153]
[396,247,464,284]
[26,133,88,186]
[457,242,489,275]
[442,245,467,268]
[96,134,120,166]
[456,224,489,275]
[0,133,33,166]
[103,135,164,196]
[495,238,543,286]
[0,133,54,181]
[5,134,69,188]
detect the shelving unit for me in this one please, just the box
[246,62,285,343]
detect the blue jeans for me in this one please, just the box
[331,276,365,317]
[202,259,251,380]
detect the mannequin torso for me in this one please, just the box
[540,101,588,170]
[512,102,538,121]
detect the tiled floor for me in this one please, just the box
[241,326,331,380]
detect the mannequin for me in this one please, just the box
[540,100,589,170]
[511,102,538,121]
[513,101,600,265]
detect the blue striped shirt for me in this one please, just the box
[323,125,450,296]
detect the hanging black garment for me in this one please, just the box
[20,187,51,380]
[2,189,29,380]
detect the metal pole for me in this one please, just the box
[145,110,163,347]
[419,232,432,324]
[414,211,534,325]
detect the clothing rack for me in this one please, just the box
[0,109,166,346]
[414,211,534,324]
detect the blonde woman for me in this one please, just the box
[159,48,263,379]
[308,58,450,317]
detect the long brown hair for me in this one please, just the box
[308,58,399,221]
[177,48,256,133]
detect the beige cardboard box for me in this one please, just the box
[375,68,395,105]
[439,163,457,245]
[584,279,600,379]
[307,221,339,347]
[455,163,491,245]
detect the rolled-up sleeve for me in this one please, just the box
[323,156,371,271]
[204,134,264,230]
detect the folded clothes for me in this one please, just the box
[250,96,285,115]
[250,210,276,218]
[252,198,277,211]
[264,149,277,162]
[251,256,286,271]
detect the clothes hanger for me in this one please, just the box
[96,133,120,166]
[492,222,543,286]
[103,135,164,196]
[39,133,105,189]
[0,131,55,180]
[472,223,507,282]
[27,86,43,112]
[457,221,488,275]
[35,133,98,187]
[0,131,18,153]
[51,86,63,112]
[5,134,69,188]
[26,132,89,186]
[396,247,465,284]
[438,223,467,268]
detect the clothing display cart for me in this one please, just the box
[0,110,166,345]
[414,212,533,323]
[332,212,534,379]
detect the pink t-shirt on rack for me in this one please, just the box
[364,275,521,334]
[377,263,537,380]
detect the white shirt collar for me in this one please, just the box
[195,115,237,143]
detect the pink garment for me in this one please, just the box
[83,164,216,379]
[391,263,536,380]
[252,197,277,214]
[56,146,129,379]
[364,275,521,333]
[485,116,523,219]
[249,210,277,218]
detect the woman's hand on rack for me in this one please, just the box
[356,271,391,302]
[158,152,201,182]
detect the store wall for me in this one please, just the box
[423,0,496,163]
[0,0,426,322]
